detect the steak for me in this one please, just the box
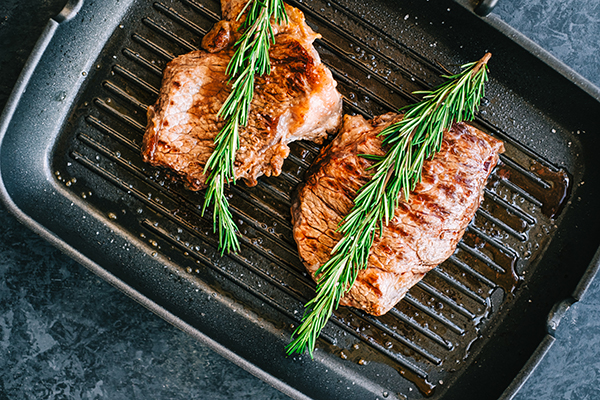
[292,113,505,316]
[142,0,343,190]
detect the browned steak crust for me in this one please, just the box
[142,1,343,190]
[292,113,505,316]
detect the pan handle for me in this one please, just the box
[54,0,84,23]
[475,0,499,16]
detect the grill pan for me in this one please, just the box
[1,0,600,398]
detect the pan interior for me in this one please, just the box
[41,0,599,398]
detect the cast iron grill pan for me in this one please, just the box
[5,0,600,399]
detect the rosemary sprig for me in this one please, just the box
[286,53,492,357]
[202,0,288,254]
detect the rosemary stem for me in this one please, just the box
[202,0,288,254]
[287,53,491,357]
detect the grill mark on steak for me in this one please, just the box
[142,0,343,190]
[292,113,505,316]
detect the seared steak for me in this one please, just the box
[142,0,343,190]
[292,113,505,316]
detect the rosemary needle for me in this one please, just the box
[286,53,492,357]
[202,0,288,255]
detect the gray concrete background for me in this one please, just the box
[494,0,600,88]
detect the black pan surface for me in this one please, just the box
[1,0,599,399]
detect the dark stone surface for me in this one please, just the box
[0,209,287,400]
[0,1,69,110]
[494,0,600,88]
[510,282,600,400]
[0,0,598,399]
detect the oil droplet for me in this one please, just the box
[55,91,67,101]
